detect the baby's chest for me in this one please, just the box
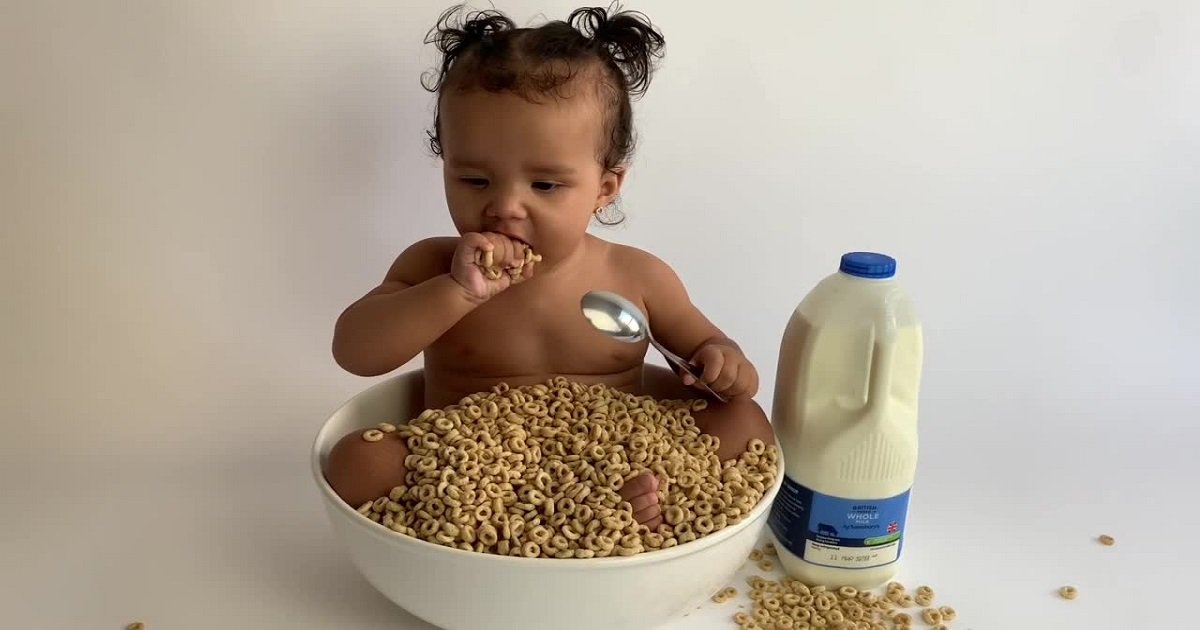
[432,293,644,374]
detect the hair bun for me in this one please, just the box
[425,7,515,85]
[461,10,512,42]
[568,6,665,98]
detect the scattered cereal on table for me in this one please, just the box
[714,577,962,630]
[712,586,738,604]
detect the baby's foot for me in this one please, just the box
[620,471,663,529]
[326,425,409,508]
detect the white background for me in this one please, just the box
[3,1,1198,628]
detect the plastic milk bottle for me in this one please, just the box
[767,252,923,589]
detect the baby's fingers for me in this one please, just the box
[694,347,725,385]
[458,233,493,265]
[712,361,739,392]
[724,375,751,399]
[482,233,523,267]
[680,367,697,386]
[719,358,758,398]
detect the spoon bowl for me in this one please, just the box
[580,290,726,403]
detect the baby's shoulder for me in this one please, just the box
[598,239,684,293]
[604,240,663,269]
[386,236,457,284]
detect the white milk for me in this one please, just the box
[768,252,923,589]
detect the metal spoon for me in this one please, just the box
[579,290,727,403]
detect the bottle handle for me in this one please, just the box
[864,293,900,414]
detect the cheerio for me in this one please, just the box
[767,252,923,589]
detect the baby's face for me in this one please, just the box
[439,85,622,263]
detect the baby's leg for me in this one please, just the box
[692,395,776,461]
[621,365,777,526]
[325,427,410,509]
[641,364,776,458]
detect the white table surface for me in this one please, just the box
[3,408,1195,630]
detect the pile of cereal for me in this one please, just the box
[713,548,959,630]
[355,377,779,558]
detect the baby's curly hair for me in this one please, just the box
[422,4,666,225]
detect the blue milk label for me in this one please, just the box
[768,475,910,570]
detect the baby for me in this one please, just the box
[325,5,775,531]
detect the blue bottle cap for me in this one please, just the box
[839,252,896,279]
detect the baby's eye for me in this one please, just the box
[531,181,560,192]
[461,177,489,189]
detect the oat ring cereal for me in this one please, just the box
[475,243,543,283]
[356,377,780,558]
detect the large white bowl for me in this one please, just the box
[312,369,783,630]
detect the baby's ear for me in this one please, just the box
[597,166,626,209]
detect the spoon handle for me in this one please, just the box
[649,337,728,403]
[649,336,688,366]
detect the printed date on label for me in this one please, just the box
[805,540,901,570]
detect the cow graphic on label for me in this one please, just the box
[817,523,838,537]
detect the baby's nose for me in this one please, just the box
[486,192,527,219]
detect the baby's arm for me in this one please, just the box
[333,233,532,376]
[636,251,759,398]
[332,238,477,376]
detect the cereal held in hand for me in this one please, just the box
[475,241,542,283]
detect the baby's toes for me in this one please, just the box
[619,472,663,528]
[634,501,663,529]
[618,471,658,502]
[628,490,658,515]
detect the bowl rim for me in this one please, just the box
[311,369,784,568]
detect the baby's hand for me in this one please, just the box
[450,232,535,301]
[683,341,759,399]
